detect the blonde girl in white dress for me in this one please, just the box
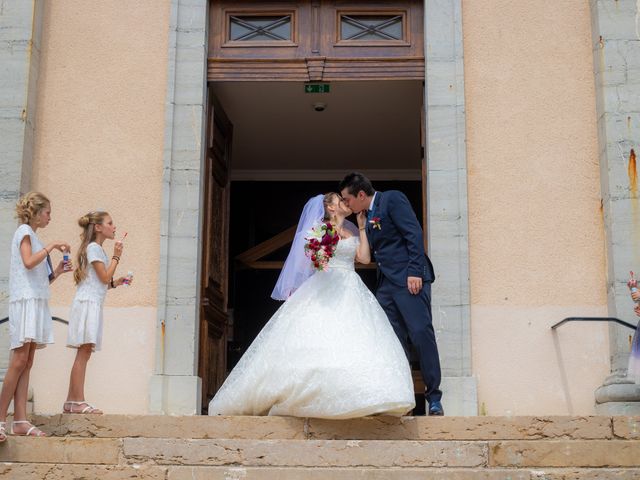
[63,211,128,414]
[0,192,72,440]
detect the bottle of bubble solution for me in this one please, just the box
[628,271,640,304]
[63,248,71,271]
[123,271,133,286]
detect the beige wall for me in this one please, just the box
[28,1,170,413]
[31,307,157,414]
[463,0,609,414]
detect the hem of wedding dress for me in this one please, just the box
[268,401,415,420]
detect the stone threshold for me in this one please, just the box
[18,414,640,440]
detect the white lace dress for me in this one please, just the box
[67,242,109,351]
[208,236,415,418]
[9,224,53,350]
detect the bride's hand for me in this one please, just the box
[357,211,367,229]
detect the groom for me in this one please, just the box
[339,172,443,416]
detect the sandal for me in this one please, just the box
[63,401,103,414]
[11,420,46,437]
[0,422,7,442]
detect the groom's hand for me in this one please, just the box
[408,276,422,295]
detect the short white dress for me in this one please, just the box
[9,224,54,350]
[67,242,108,351]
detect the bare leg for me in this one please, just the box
[0,344,30,441]
[6,343,45,436]
[0,343,31,422]
[64,344,101,414]
[12,343,37,421]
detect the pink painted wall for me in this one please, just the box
[28,0,171,414]
[463,0,609,414]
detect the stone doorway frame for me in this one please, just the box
[148,0,475,415]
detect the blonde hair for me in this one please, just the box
[15,192,50,224]
[322,192,340,222]
[74,211,110,285]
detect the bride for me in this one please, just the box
[208,193,415,418]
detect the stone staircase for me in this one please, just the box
[0,415,639,478]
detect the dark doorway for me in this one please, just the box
[200,80,426,413]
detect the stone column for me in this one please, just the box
[424,0,477,415]
[149,0,209,415]
[0,0,44,380]
[149,0,208,415]
[590,0,640,414]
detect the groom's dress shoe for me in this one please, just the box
[428,400,444,416]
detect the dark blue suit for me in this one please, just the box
[367,190,442,404]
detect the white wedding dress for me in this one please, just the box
[208,236,415,418]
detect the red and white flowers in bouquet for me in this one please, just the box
[304,222,340,271]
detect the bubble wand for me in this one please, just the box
[119,232,133,285]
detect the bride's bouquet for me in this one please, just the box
[304,222,340,271]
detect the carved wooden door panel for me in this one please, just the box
[209,0,424,81]
[199,92,233,412]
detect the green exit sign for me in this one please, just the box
[304,84,330,93]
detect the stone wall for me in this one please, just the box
[590,0,640,413]
[0,0,44,378]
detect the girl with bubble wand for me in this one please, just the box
[0,192,72,440]
[63,211,131,414]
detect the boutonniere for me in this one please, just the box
[369,216,382,230]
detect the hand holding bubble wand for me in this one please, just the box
[628,271,640,304]
[119,232,133,286]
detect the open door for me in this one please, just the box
[199,91,233,412]
[413,84,428,409]
[421,82,428,252]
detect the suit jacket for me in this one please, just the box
[367,190,435,287]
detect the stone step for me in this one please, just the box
[26,414,634,441]
[2,465,640,480]
[2,436,640,469]
[3,415,640,479]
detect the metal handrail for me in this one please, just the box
[551,317,637,331]
[0,316,68,325]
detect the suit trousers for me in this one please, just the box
[376,276,442,403]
